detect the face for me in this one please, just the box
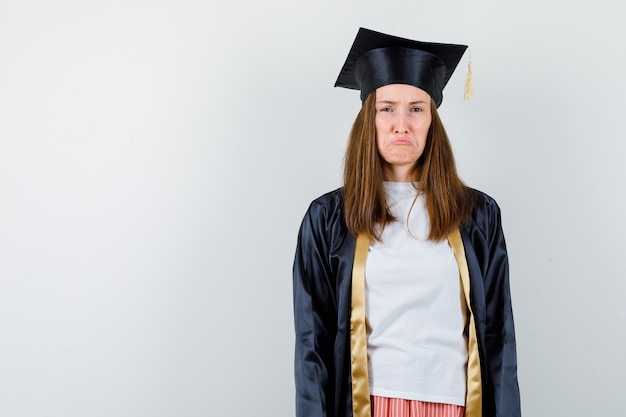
[374,84,432,181]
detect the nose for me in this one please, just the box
[394,112,409,134]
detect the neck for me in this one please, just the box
[382,164,416,182]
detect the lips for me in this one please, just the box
[390,139,411,145]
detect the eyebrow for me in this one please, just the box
[375,100,429,105]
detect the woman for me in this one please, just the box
[293,28,520,417]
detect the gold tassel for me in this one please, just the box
[464,48,474,100]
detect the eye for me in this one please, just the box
[411,106,423,112]
[378,106,392,112]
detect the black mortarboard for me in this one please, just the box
[335,27,468,107]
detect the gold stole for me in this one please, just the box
[349,228,482,417]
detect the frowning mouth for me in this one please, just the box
[390,139,411,145]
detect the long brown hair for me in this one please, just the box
[342,91,475,242]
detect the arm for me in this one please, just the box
[482,200,521,417]
[293,203,337,417]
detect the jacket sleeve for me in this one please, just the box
[293,202,337,417]
[481,200,521,417]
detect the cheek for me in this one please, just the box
[417,120,431,141]
[416,117,432,131]
[374,121,385,149]
[375,134,384,156]
[374,117,385,136]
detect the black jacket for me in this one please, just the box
[293,188,521,417]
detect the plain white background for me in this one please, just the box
[1,0,625,416]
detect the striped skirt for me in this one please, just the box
[371,396,464,417]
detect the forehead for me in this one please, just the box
[375,84,431,101]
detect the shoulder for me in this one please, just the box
[469,188,501,216]
[303,188,345,222]
[308,188,343,212]
[299,188,347,237]
[464,187,504,239]
[309,188,344,208]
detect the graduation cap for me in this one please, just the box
[335,27,469,107]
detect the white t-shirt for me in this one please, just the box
[365,181,467,405]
